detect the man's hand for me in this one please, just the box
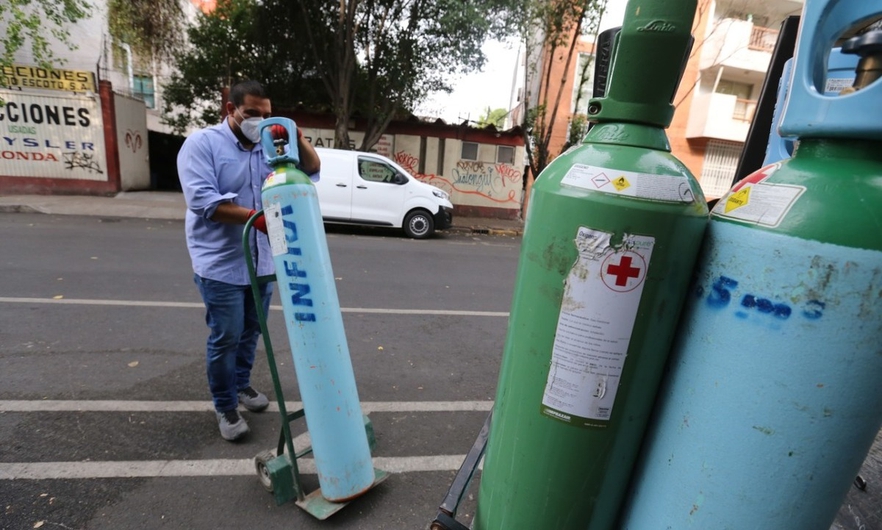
[248,209,267,234]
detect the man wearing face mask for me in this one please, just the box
[177,80,321,441]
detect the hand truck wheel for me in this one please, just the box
[254,450,276,492]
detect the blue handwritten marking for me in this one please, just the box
[802,300,825,320]
[706,276,738,308]
[740,294,791,320]
[280,204,315,321]
[283,217,302,255]
[289,283,313,307]
[773,304,792,319]
[705,273,818,321]
[284,261,306,278]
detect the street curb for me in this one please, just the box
[445,226,523,237]
[0,200,523,236]
[0,204,43,214]
[487,228,522,237]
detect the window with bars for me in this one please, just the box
[700,140,743,198]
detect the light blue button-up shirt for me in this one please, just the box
[177,121,276,285]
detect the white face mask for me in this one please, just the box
[235,108,262,143]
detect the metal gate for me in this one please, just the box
[700,140,743,199]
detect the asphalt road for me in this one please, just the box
[0,213,878,530]
[0,213,519,530]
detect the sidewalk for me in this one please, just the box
[0,191,524,237]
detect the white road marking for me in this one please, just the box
[0,400,491,480]
[0,400,493,480]
[0,400,494,413]
[0,455,475,480]
[0,297,508,317]
[0,293,499,482]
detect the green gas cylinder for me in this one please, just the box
[473,1,706,529]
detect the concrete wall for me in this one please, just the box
[294,123,526,219]
[114,93,151,191]
[686,92,751,142]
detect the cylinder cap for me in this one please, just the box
[588,0,697,128]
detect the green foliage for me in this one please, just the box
[477,107,509,128]
[162,0,325,133]
[163,0,522,146]
[561,113,588,152]
[0,0,91,70]
[107,0,185,65]
[521,0,607,178]
[289,0,522,149]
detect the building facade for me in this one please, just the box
[671,0,804,198]
[513,0,804,200]
[1,0,526,220]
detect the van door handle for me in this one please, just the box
[356,185,367,189]
[336,183,347,187]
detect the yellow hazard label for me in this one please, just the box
[725,187,751,213]
[612,175,630,191]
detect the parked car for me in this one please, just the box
[312,147,453,238]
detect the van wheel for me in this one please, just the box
[404,210,434,239]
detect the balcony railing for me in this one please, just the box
[749,25,779,52]
[733,98,757,121]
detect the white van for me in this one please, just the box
[313,147,454,238]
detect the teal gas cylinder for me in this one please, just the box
[762,48,857,166]
[621,1,882,528]
[258,118,375,502]
[472,1,707,529]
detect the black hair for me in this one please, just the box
[229,80,268,106]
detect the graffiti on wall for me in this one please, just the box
[393,151,521,206]
[63,151,104,173]
[125,129,143,153]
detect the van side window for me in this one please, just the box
[358,158,402,184]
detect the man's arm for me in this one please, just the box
[178,131,258,227]
[211,202,267,233]
[178,131,237,220]
[297,130,321,175]
[211,202,254,224]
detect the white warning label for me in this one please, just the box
[712,182,805,227]
[561,163,696,203]
[264,202,288,256]
[541,227,655,427]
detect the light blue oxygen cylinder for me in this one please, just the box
[258,118,374,502]
[620,1,882,528]
[762,49,857,166]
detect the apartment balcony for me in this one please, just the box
[699,18,777,74]
[686,92,756,142]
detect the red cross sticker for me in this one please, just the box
[602,252,646,292]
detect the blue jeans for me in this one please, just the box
[194,274,273,412]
